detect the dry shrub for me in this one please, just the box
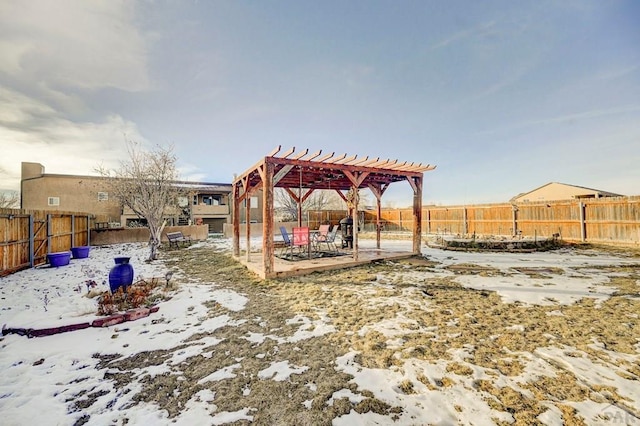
[97,278,165,315]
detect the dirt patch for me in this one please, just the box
[445,263,504,276]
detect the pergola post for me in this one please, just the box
[376,196,381,249]
[410,176,423,254]
[352,185,359,261]
[245,195,251,261]
[232,182,240,257]
[297,188,303,227]
[262,161,275,276]
[368,183,388,250]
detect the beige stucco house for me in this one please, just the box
[20,162,248,233]
[511,182,624,203]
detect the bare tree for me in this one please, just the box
[97,141,184,261]
[274,188,346,221]
[0,191,20,209]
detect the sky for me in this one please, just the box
[0,0,638,206]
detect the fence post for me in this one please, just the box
[46,213,51,254]
[579,202,586,242]
[71,214,75,247]
[512,206,518,237]
[463,207,468,235]
[29,214,34,268]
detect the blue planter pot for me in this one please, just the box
[109,257,134,294]
[47,251,71,267]
[71,246,90,259]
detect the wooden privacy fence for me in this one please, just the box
[1,208,91,277]
[308,196,640,245]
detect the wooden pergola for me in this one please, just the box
[232,146,436,278]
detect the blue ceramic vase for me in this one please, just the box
[108,257,134,294]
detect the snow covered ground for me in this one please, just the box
[0,238,638,425]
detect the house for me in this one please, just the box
[511,182,624,203]
[20,162,245,233]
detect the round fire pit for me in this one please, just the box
[47,251,71,267]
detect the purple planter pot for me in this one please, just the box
[71,246,90,259]
[47,251,71,267]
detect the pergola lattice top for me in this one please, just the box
[234,146,436,192]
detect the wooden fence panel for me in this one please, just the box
[32,212,48,267]
[516,202,582,240]
[427,207,465,235]
[585,198,640,243]
[50,214,73,253]
[307,210,349,230]
[74,215,90,247]
[0,208,92,276]
[0,213,31,276]
[379,209,404,231]
[466,205,514,236]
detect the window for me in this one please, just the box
[202,195,222,206]
[97,192,108,201]
[48,197,60,206]
[243,196,258,208]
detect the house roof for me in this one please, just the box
[511,182,624,201]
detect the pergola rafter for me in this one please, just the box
[232,146,436,278]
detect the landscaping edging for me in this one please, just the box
[2,306,159,338]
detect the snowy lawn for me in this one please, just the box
[1,238,639,425]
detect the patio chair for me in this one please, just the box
[313,224,331,248]
[279,226,294,258]
[317,224,339,253]
[292,227,311,257]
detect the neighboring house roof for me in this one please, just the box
[511,182,624,202]
[173,181,233,192]
[23,172,231,193]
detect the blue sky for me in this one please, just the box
[1,0,638,206]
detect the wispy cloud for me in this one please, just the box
[593,64,640,81]
[429,21,497,51]
[477,104,640,136]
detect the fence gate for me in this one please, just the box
[1,209,91,276]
